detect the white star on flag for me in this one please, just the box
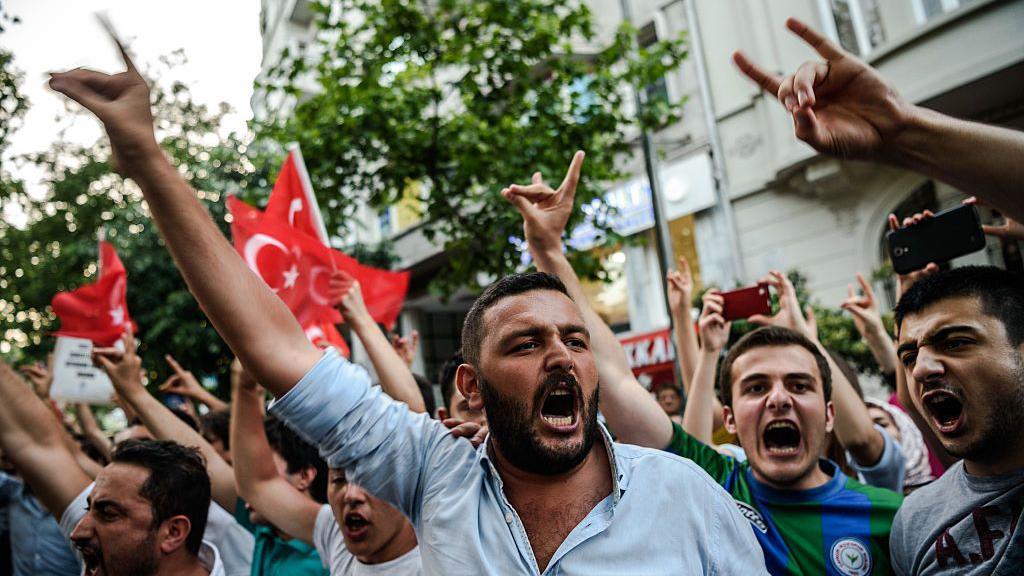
[282,265,300,289]
[109,307,125,326]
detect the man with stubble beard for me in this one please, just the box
[890,266,1024,575]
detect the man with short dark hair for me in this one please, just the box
[0,357,226,576]
[435,350,485,426]
[890,266,1024,575]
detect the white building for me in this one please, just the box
[254,0,1024,386]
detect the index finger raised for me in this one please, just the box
[785,17,846,60]
[558,150,585,200]
[732,50,782,96]
[96,13,140,75]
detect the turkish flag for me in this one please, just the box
[265,149,330,244]
[227,196,342,328]
[52,241,136,346]
[328,251,410,331]
[304,317,350,358]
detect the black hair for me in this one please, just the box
[461,272,572,367]
[200,410,231,451]
[413,373,438,417]
[264,416,328,504]
[110,439,210,556]
[895,265,1024,346]
[439,349,465,412]
[718,326,832,407]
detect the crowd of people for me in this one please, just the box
[1,15,1022,576]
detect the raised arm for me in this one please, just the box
[751,271,885,466]
[159,355,229,412]
[93,332,237,511]
[733,17,1024,223]
[840,273,898,376]
[0,358,91,520]
[502,152,673,448]
[48,33,320,397]
[328,271,426,413]
[667,256,700,393]
[75,403,113,462]
[230,362,320,544]
[682,291,731,446]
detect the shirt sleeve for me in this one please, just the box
[889,506,910,576]
[709,477,770,575]
[313,504,344,569]
[850,425,905,493]
[203,501,254,576]
[269,349,475,524]
[664,422,738,486]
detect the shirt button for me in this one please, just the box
[505,511,514,524]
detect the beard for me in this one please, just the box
[954,351,1024,462]
[82,529,159,576]
[480,372,600,475]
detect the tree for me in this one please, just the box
[257,0,688,295]
[0,2,28,202]
[0,65,272,396]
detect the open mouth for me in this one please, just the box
[762,420,802,457]
[343,512,371,541]
[78,547,101,576]
[922,389,965,435]
[538,379,580,430]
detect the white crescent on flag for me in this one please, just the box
[307,266,332,306]
[244,233,291,293]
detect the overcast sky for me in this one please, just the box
[2,0,264,223]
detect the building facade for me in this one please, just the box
[253,0,1024,388]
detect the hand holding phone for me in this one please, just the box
[886,204,985,274]
[719,283,771,321]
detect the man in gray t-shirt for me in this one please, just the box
[890,461,1023,575]
[890,267,1024,575]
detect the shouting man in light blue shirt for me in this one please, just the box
[49,33,767,575]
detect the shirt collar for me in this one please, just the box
[478,422,625,506]
[745,458,846,504]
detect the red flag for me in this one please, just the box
[52,241,136,346]
[265,146,330,244]
[228,196,342,327]
[303,318,350,358]
[329,251,410,331]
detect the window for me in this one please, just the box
[420,311,466,384]
[637,22,670,107]
[581,249,631,333]
[914,0,973,23]
[819,0,887,57]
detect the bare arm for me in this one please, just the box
[733,17,1024,223]
[752,271,884,465]
[230,366,320,544]
[840,273,898,375]
[503,152,673,448]
[666,256,700,394]
[75,402,113,461]
[682,291,730,445]
[159,355,229,412]
[94,333,237,511]
[328,272,426,413]
[48,36,320,398]
[0,359,91,520]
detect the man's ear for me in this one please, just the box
[824,400,836,435]
[723,405,738,436]
[158,515,192,555]
[295,465,317,493]
[456,363,484,411]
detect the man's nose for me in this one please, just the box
[911,347,945,385]
[70,513,94,543]
[544,338,574,373]
[765,381,792,412]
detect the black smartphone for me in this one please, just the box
[886,204,985,274]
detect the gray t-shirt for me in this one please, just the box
[890,460,1024,575]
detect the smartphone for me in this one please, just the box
[720,283,771,321]
[886,204,985,274]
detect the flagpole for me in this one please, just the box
[287,142,337,273]
[96,227,107,277]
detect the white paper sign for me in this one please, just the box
[50,336,115,404]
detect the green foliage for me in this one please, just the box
[256,0,688,295]
[0,75,270,397]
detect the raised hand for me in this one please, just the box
[697,291,731,354]
[964,197,1024,242]
[92,331,144,398]
[732,18,913,161]
[19,361,53,399]
[47,25,159,176]
[389,330,420,368]
[327,269,370,323]
[666,255,695,315]
[501,151,585,254]
[159,355,204,398]
[748,271,814,340]
[841,272,898,373]
[887,213,940,301]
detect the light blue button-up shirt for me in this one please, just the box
[270,349,768,575]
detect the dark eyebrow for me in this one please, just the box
[91,498,125,514]
[898,324,979,357]
[497,324,589,348]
